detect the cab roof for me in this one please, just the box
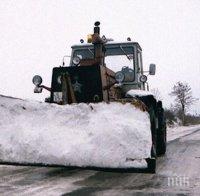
[71,41,142,51]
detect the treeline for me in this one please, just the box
[164,108,200,126]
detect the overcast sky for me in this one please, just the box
[0,0,199,113]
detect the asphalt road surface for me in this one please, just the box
[0,128,200,196]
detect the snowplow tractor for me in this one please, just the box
[31,22,166,173]
[0,22,166,173]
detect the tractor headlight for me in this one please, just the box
[32,75,42,86]
[115,71,125,83]
[139,75,147,83]
[72,56,81,66]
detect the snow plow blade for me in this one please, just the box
[0,95,155,173]
[145,158,156,173]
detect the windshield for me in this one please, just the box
[105,55,133,72]
[73,48,94,59]
[72,44,135,71]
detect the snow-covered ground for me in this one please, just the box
[167,124,200,142]
[0,95,152,168]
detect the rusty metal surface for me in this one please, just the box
[115,98,148,112]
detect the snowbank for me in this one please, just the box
[167,124,200,142]
[0,95,152,168]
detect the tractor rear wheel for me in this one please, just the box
[156,102,167,156]
[157,125,166,155]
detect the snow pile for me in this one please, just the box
[0,95,152,168]
[126,90,153,97]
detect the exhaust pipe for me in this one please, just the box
[93,21,104,65]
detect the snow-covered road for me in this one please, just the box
[0,125,200,195]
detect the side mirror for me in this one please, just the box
[149,64,156,75]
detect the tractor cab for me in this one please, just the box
[32,22,156,105]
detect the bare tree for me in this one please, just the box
[170,81,197,125]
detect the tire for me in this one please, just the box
[151,143,157,158]
[147,106,157,173]
[156,106,167,156]
[139,96,157,173]
[149,106,157,157]
[157,127,166,155]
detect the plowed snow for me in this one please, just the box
[0,95,151,168]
